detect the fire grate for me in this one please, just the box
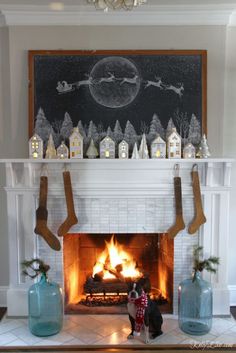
[79,294,128,307]
[84,277,129,295]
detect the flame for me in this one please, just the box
[68,263,80,304]
[92,235,141,280]
[158,267,168,299]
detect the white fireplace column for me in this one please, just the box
[1,159,233,316]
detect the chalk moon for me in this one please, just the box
[89,56,140,109]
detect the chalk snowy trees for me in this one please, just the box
[188,114,201,145]
[149,114,165,142]
[60,112,73,142]
[124,120,137,148]
[35,108,51,145]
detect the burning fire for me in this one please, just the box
[93,235,141,280]
[158,265,168,299]
[68,263,80,304]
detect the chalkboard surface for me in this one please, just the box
[29,50,207,150]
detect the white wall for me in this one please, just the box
[224,27,236,303]
[0,27,10,288]
[1,25,236,302]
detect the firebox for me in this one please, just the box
[63,233,173,314]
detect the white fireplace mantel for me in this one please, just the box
[0,158,233,316]
[2,158,233,191]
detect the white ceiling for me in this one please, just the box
[0,0,235,5]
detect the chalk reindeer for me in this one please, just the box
[165,83,184,97]
[145,77,164,90]
[120,75,139,85]
[98,72,116,84]
[76,76,93,88]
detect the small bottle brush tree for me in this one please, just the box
[192,246,220,281]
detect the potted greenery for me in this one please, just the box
[22,258,63,337]
[178,246,220,335]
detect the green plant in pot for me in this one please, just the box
[22,258,63,337]
[178,246,220,335]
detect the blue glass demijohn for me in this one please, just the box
[28,273,63,336]
[178,271,212,335]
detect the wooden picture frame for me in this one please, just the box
[28,50,207,149]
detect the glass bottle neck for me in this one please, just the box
[193,270,202,282]
[39,273,48,284]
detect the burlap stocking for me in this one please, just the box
[168,176,185,238]
[188,169,206,234]
[34,176,61,251]
[57,171,78,237]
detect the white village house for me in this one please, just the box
[69,127,83,159]
[100,136,115,158]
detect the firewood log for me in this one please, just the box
[104,264,125,282]
[93,271,104,282]
[84,279,128,294]
[115,264,123,273]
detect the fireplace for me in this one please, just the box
[2,159,233,316]
[63,233,174,314]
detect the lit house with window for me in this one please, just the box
[151,134,166,159]
[69,127,83,159]
[118,140,129,159]
[57,141,69,159]
[167,128,182,159]
[29,133,43,159]
[183,142,196,159]
[100,136,115,159]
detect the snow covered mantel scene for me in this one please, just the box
[1,158,232,317]
[35,108,201,152]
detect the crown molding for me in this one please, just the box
[0,4,235,27]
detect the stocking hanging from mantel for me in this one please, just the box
[57,170,78,237]
[188,165,206,234]
[34,176,61,251]
[167,165,185,239]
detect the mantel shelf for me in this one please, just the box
[0,158,234,164]
[1,157,234,190]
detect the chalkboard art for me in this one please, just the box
[28,50,207,154]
